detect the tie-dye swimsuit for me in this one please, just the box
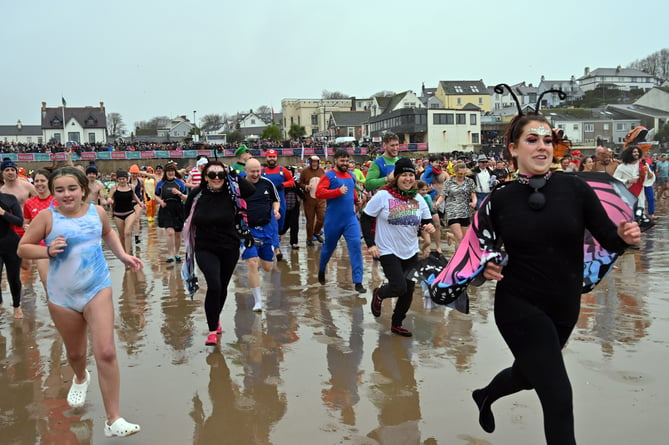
[45,203,111,312]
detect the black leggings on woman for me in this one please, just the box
[195,248,240,332]
[378,254,417,327]
[478,300,576,445]
[0,233,22,308]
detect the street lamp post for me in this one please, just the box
[193,110,197,142]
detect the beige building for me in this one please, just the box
[281,98,352,139]
[434,80,491,113]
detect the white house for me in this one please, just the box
[157,116,194,139]
[537,76,584,107]
[41,101,107,144]
[578,66,660,92]
[0,121,42,144]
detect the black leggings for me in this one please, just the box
[279,205,300,245]
[0,233,22,307]
[378,254,417,327]
[195,248,240,332]
[485,303,576,445]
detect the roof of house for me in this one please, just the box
[607,103,669,118]
[439,80,487,95]
[330,111,369,126]
[0,125,42,136]
[41,106,107,129]
[579,67,657,80]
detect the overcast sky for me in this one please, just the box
[1,0,666,131]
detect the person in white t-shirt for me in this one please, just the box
[360,157,434,337]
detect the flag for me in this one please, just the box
[271,107,275,122]
[61,97,67,107]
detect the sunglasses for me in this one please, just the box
[207,171,226,180]
[527,176,547,210]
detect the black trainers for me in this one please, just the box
[354,283,366,293]
[315,234,324,243]
[318,270,326,285]
[371,287,382,317]
[391,325,412,337]
[306,240,314,247]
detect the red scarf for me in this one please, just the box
[381,185,416,201]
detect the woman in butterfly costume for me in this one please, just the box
[436,85,641,444]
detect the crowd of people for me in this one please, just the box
[0,109,661,442]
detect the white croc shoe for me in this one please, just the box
[104,417,141,438]
[67,370,90,408]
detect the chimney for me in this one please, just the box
[100,101,105,110]
[585,67,590,76]
[541,75,545,81]
[41,101,47,111]
[616,65,621,74]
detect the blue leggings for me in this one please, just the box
[319,216,363,283]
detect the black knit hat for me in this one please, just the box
[1,157,17,171]
[393,157,415,177]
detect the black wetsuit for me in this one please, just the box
[0,193,23,308]
[481,172,628,444]
[185,178,255,332]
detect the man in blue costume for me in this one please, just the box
[261,149,295,261]
[316,149,366,293]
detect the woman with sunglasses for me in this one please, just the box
[472,114,640,444]
[184,161,255,346]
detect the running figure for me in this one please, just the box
[18,167,142,438]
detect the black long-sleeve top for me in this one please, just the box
[0,192,23,238]
[491,173,628,324]
[184,177,255,252]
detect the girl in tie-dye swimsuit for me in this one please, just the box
[18,167,143,438]
[45,200,111,311]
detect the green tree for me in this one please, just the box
[288,123,306,140]
[261,123,282,143]
[107,112,127,138]
[655,122,669,144]
[227,130,244,144]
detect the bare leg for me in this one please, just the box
[83,287,122,424]
[48,301,89,391]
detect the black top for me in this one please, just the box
[0,193,23,238]
[245,177,279,227]
[185,177,255,251]
[491,173,628,323]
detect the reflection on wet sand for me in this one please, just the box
[1,213,668,443]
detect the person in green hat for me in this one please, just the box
[231,145,252,177]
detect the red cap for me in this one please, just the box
[266,149,277,156]
[571,150,582,156]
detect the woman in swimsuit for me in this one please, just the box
[18,167,142,438]
[23,169,54,290]
[108,169,144,254]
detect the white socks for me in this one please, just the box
[252,287,262,312]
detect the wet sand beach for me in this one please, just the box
[1,210,668,444]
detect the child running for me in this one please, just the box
[18,167,142,438]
